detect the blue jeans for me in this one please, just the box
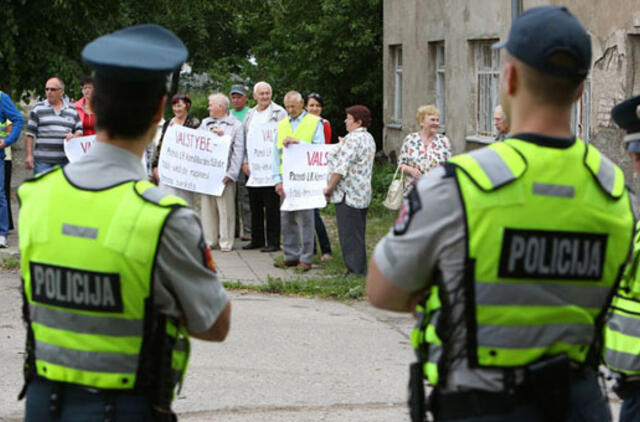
[33,160,61,176]
[437,369,610,422]
[0,159,8,236]
[25,378,155,421]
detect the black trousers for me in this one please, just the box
[248,186,280,247]
[335,202,368,275]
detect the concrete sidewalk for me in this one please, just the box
[0,192,324,283]
[0,269,414,421]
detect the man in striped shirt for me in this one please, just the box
[25,77,82,174]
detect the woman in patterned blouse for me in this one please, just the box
[398,105,451,196]
[325,105,376,276]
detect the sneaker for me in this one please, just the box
[0,236,7,248]
[220,247,233,252]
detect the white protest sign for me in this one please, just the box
[64,135,96,162]
[158,125,231,196]
[280,143,333,211]
[246,122,278,187]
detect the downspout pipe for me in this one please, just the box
[511,0,522,22]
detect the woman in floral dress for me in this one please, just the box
[398,105,451,196]
[325,105,376,276]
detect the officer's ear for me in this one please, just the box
[504,62,518,96]
[572,80,585,103]
[153,95,167,125]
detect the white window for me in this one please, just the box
[571,77,591,142]
[475,41,501,137]
[392,45,403,123]
[435,42,446,132]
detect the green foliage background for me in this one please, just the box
[0,0,382,144]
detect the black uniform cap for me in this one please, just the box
[492,6,591,80]
[81,24,188,81]
[611,95,640,153]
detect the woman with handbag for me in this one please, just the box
[398,105,451,196]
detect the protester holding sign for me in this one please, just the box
[199,93,244,252]
[241,81,286,252]
[324,105,375,276]
[272,91,325,272]
[152,93,200,205]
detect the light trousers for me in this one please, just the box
[201,182,236,249]
[159,182,195,206]
[281,209,315,264]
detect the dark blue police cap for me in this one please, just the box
[492,6,591,80]
[612,95,640,153]
[82,24,188,81]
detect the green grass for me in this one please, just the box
[224,162,398,301]
[223,274,367,301]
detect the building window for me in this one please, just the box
[435,42,446,132]
[391,45,403,123]
[572,77,591,142]
[475,41,501,137]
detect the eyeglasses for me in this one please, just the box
[307,92,322,101]
[45,87,61,92]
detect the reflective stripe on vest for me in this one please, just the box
[445,138,633,372]
[18,168,188,390]
[604,229,640,375]
[411,285,443,385]
[276,113,319,173]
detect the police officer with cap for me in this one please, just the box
[603,94,640,422]
[367,6,634,421]
[19,25,231,421]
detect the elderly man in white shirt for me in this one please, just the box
[200,93,245,251]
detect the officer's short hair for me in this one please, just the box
[93,74,166,139]
[508,52,584,107]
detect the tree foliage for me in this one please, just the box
[240,0,383,143]
[0,0,382,143]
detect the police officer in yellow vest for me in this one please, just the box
[367,6,634,422]
[19,25,231,421]
[603,95,640,422]
[272,90,324,272]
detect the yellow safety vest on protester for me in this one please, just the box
[412,138,634,386]
[276,113,319,174]
[18,168,190,394]
[604,227,640,375]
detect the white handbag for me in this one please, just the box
[383,166,404,210]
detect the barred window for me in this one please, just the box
[571,77,591,142]
[435,42,446,132]
[391,45,403,123]
[475,41,500,137]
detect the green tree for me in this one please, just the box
[239,0,383,144]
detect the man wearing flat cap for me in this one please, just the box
[604,94,640,422]
[367,6,634,421]
[18,25,231,421]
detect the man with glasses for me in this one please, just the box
[25,77,82,175]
